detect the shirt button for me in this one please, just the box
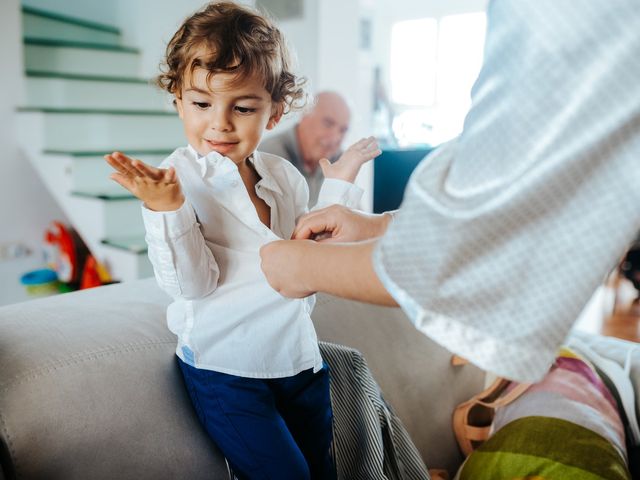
[231,180,239,187]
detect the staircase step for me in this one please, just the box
[95,241,153,281]
[24,38,137,53]
[26,71,149,83]
[101,236,148,254]
[23,6,121,47]
[101,235,153,283]
[24,72,171,110]
[24,39,140,78]
[17,109,184,151]
[20,150,151,282]
[93,243,151,282]
[71,189,134,200]
[45,149,171,192]
[45,149,174,156]
[69,191,144,239]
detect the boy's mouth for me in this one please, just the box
[206,139,238,153]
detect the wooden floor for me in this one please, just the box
[600,276,640,343]
[602,304,640,342]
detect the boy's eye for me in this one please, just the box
[193,102,210,109]
[235,106,257,114]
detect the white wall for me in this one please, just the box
[115,0,221,79]
[268,0,319,132]
[0,0,67,255]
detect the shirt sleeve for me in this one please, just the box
[142,199,220,300]
[373,0,640,382]
[291,171,364,224]
[314,178,363,211]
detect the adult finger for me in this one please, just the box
[292,210,337,240]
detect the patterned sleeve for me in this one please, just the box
[372,0,640,382]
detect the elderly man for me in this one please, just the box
[259,91,351,207]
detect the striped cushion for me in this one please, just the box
[457,348,631,480]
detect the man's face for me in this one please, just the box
[298,97,350,163]
[175,67,281,165]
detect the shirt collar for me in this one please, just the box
[187,144,235,177]
[186,145,283,196]
[248,151,283,196]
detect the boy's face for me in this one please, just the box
[175,67,282,164]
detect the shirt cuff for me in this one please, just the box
[141,200,197,241]
[317,178,363,208]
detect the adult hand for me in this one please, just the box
[104,151,184,211]
[292,204,393,242]
[260,240,317,298]
[320,136,381,183]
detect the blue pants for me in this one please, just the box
[178,358,336,480]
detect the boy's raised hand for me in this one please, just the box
[319,136,381,184]
[104,151,184,212]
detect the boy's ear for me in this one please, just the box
[266,104,284,130]
[174,94,185,120]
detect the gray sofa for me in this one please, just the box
[0,279,638,479]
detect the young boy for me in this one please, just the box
[104,2,379,479]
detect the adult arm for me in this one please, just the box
[260,239,397,306]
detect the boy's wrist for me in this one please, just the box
[145,194,185,212]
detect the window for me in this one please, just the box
[389,12,486,146]
[390,19,437,106]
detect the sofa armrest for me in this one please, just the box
[0,279,228,480]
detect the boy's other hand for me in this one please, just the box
[104,152,184,212]
[320,136,381,183]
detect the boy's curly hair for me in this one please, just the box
[156,1,306,114]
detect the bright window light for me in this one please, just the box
[435,12,486,142]
[390,19,437,106]
[389,12,486,146]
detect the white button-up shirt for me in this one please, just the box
[373,0,640,382]
[142,146,362,378]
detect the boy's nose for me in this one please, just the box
[210,110,232,131]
